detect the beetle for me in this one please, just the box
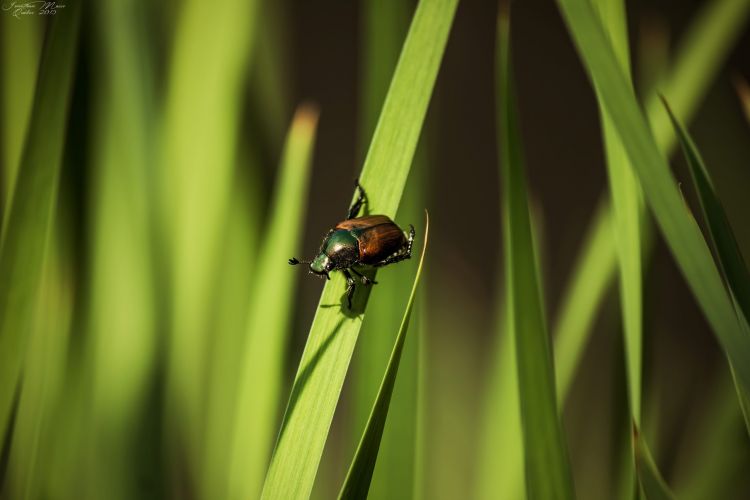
[289,181,415,308]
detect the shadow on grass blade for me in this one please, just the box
[339,212,429,500]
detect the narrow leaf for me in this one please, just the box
[260,1,458,498]
[339,212,429,500]
[662,97,750,332]
[499,9,575,499]
[592,0,643,425]
[662,96,750,433]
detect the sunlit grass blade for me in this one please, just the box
[160,0,260,468]
[260,1,458,497]
[633,425,677,500]
[476,297,525,500]
[339,213,429,500]
[0,15,41,225]
[350,1,418,496]
[592,0,643,427]
[498,9,574,499]
[556,0,750,395]
[227,105,319,500]
[0,3,81,444]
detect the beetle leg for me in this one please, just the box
[351,267,378,285]
[346,179,368,219]
[373,225,416,268]
[343,269,356,308]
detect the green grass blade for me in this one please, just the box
[260,1,458,497]
[161,0,259,465]
[350,1,418,496]
[592,0,643,426]
[662,97,750,433]
[227,105,319,500]
[556,0,750,395]
[662,98,750,333]
[498,9,574,499]
[552,0,749,406]
[0,2,81,444]
[339,213,429,500]
[633,426,677,500]
[0,15,41,224]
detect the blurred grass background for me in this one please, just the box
[1,0,750,499]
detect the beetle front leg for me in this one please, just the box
[346,179,368,219]
[343,269,357,308]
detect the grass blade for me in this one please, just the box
[260,1,458,497]
[227,105,319,500]
[339,212,429,500]
[633,426,677,500]
[0,2,81,444]
[592,0,643,426]
[350,1,418,496]
[663,98,750,332]
[662,97,750,433]
[556,0,750,396]
[552,0,750,406]
[498,9,574,499]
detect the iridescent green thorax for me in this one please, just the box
[324,230,358,255]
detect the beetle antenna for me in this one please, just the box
[289,257,311,266]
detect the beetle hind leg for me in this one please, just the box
[346,179,368,219]
[373,225,416,268]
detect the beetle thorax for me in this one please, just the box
[322,230,360,269]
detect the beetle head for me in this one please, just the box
[310,253,332,279]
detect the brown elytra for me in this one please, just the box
[335,215,407,265]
